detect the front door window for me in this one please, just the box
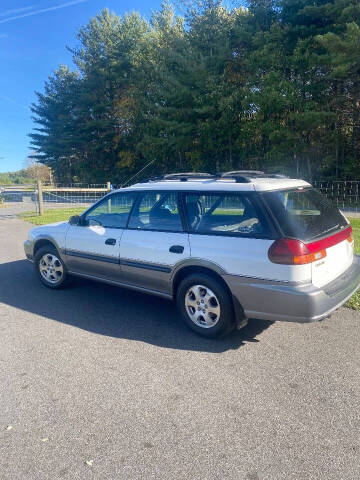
[84,192,137,228]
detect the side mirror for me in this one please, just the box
[69,215,81,226]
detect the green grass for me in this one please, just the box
[19,207,85,225]
[346,218,360,310]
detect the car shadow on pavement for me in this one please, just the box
[0,260,273,353]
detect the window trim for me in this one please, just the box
[179,191,277,239]
[76,188,278,238]
[126,191,185,233]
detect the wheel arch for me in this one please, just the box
[171,262,246,325]
[33,237,61,257]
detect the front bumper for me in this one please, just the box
[24,240,34,262]
[224,256,360,323]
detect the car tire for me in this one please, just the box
[177,273,235,338]
[34,245,69,289]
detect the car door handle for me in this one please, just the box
[169,245,184,254]
[105,238,116,246]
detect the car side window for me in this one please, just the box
[128,192,182,231]
[84,192,137,228]
[184,193,269,236]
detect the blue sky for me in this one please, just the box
[0,0,162,173]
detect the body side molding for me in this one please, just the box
[67,270,173,299]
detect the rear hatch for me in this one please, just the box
[263,187,354,288]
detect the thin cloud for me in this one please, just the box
[0,6,36,18]
[0,95,28,111]
[0,33,8,39]
[0,0,87,24]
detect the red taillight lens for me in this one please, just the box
[268,238,326,265]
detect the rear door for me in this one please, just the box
[119,191,190,294]
[65,192,137,281]
[182,192,278,279]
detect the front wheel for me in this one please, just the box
[34,245,69,289]
[177,273,235,338]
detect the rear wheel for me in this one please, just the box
[34,245,69,289]
[177,273,235,337]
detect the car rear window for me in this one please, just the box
[263,187,348,242]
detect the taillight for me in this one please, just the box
[268,238,326,265]
[269,226,353,265]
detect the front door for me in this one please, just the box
[119,191,190,294]
[65,191,137,281]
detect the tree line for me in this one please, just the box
[30,0,360,184]
[0,160,51,185]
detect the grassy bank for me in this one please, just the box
[19,207,84,225]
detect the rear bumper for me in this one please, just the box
[223,256,360,323]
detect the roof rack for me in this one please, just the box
[140,170,288,184]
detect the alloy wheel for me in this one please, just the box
[39,253,64,284]
[185,284,221,328]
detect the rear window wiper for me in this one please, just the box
[311,224,340,239]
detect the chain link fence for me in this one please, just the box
[39,184,109,210]
[0,183,110,220]
[2,179,360,220]
[312,181,360,215]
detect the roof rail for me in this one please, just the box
[217,170,264,183]
[265,174,289,179]
[221,170,289,180]
[141,172,213,183]
[164,172,213,182]
[140,176,163,183]
[220,170,264,177]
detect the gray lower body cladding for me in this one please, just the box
[223,256,360,323]
[25,238,360,324]
[24,240,33,260]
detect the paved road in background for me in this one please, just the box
[1,216,360,480]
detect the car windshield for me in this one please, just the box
[263,187,348,242]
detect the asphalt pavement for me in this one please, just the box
[0,215,360,480]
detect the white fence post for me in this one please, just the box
[106,181,111,213]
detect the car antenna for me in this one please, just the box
[121,159,155,188]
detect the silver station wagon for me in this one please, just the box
[24,172,360,337]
